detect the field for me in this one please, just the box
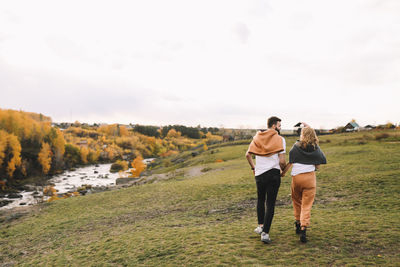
[1,130,399,266]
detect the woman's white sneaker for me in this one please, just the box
[254,226,263,235]
[261,232,271,243]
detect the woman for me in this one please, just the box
[281,123,326,243]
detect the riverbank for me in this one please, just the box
[0,159,157,211]
[0,159,217,214]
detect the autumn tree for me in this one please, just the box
[0,130,7,168]
[119,125,129,136]
[80,147,89,164]
[130,156,146,177]
[87,147,101,163]
[385,122,395,129]
[51,128,65,169]
[167,129,181,138]
[203,142,208,151]
[98,124,128,137]
[38,142,52,174]
[0,130,22,178]
[205,132,223,143]
[0,108,51,144]
[5,134,22,178]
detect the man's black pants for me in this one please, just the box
[255,168,281,233]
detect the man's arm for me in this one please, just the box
[279,153,286,172]
[245,150,255,175]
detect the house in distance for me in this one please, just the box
[343,121,360,132]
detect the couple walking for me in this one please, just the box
[245,116,326,243]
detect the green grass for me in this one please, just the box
[1,131,399,266]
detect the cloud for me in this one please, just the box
[233,22,251,44]
[0,62,155,121]
[45,35,91,62]
[249,0,273,17]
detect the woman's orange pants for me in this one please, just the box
[291,172,316,227]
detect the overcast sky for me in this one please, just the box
[1,0,399,129]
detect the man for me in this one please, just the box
[245,116,286,243]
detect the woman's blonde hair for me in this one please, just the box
[299,127,319,149]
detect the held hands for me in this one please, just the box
[280,163,292,177]
[280,163,287,177]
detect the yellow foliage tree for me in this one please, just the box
[80,147,89,164]
[385,122,394,129]
[0,130,8,167]
[6,134,22,177]
[203,143,208,151]
[52,129,65,168]
[119,125,129,137]
[52,129,65,156]
[88,147,101,163]
[0,109,51,143]
[98,124,126,137]
[167,129,181,138]
[38,142,52,174]
[205,132,223,142]
[130,156,146,177]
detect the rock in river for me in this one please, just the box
[0,199,12,207]
[7,193,23,199]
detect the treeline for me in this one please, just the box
[133,124,220,139]
[0,109,223,183]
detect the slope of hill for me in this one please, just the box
[1,131,399,266]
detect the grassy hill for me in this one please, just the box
[1,131,399,266]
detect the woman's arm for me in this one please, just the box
[281,163,292,177]
[315,164,320,170]
[245,150,255,175]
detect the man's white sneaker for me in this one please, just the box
[254,226,263,235]
[261,232,271,243]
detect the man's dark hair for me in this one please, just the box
[267,116,281,128]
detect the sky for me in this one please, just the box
[1,0,399,129]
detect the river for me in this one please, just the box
[0,159,155,210]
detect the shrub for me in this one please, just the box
[64,144,81,166]
[201,167,212,172]
[110,160,129,173]
[164,160,172,167]
[375,133,390,140]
